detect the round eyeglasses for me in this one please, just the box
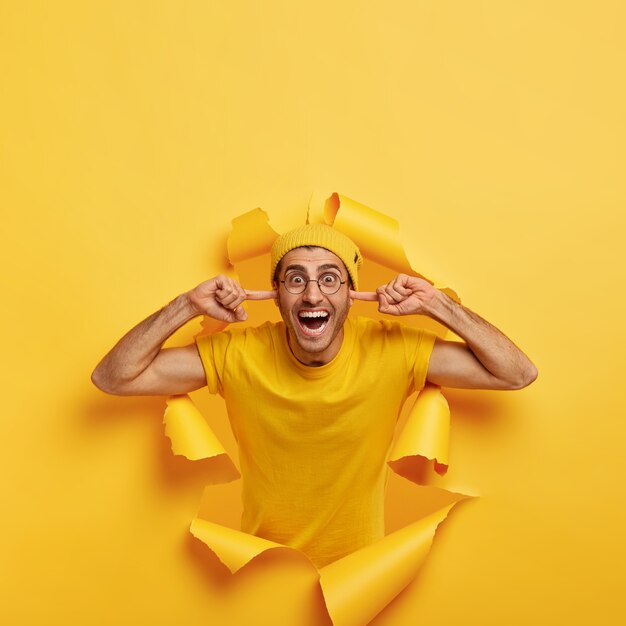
[280,272,346,295]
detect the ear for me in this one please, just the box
[272,281,279,306]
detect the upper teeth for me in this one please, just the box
[299,311,328,318]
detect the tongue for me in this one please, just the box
[301,316,325,330]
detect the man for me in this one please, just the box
[92,223,537,568]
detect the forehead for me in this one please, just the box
[279,247,347,274]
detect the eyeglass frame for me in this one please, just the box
[279,271,348,295]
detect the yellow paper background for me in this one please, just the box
[1,1,624,624]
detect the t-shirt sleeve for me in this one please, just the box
[195,332,233,395]
[398,325,436,393]
[412,329,436,392]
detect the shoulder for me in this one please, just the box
[195,322,283,393]
[350,315,414,338]
[350,315,436,352]
[197,321,283,353]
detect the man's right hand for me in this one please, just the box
[187,275,249,323]
[92,277,277,396]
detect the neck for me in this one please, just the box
[286,327,344,366]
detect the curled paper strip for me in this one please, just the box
[388,383,450,480]
[227,207,279,264]
[189,501,464,626]
[163,396,240,482]
[190,518,302,574]
[164,193,471,624]
[319,502,461,626]
[309,190,460,304]
[308,191,416,277]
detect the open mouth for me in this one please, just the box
[297,310,330,336]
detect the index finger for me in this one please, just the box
[245,289,277,300]
[349,290,379,302]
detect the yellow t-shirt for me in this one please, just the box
[196,316,435,567]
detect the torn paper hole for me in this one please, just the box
[162,193,473,625]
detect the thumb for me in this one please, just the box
[377,294,392,313]
[233,305,248,322]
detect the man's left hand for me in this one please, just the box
[351,274,437,316]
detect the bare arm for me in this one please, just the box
[91,276,275,396]
[351,275,538,390]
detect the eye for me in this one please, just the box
[320,273,339,285]
[286,273,306,285]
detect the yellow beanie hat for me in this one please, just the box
[270,224,363,290]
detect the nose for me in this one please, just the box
[302,279,324,305]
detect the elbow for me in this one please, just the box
[521,361,539,388]
[91,366,124,395]
[508,362,538,390]
[528,363,539,386]
[91,367,111,394]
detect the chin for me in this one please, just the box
[294,334,334,354]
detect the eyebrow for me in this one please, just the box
[284,263,343,274]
